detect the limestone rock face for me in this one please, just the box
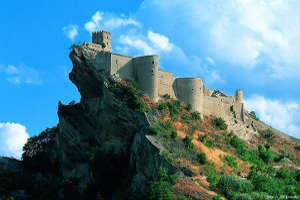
[52,46,175,199]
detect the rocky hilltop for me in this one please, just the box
[0,41,300,200]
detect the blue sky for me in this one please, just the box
[0,0,299,158]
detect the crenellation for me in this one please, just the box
[87,30,246,120]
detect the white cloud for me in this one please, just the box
[245,94,300,138]
[63,25,79,41]
[0,122,29,159]
[147,31,173,51]
[104,17,140,30]
[5,65,20,74]
[137,0,300,77]
[85,11,104,33]
[0,64,41,85]
[84,11,139,33]
[119,30,174,55]
[119,34,155,55]
[7,77,21,85]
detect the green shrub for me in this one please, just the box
[134,98,149,113]
[249,192,270,200]
[22,127,57,172]
[197,153,207,164]
[149,126,161,135]
[212,117,227,130]
[275,168,290,179]
[212,195,222,200]
[191,111,201,120]
[158,103,168,111]
[258,144,274,164]
[150,167,190,200]
[186,103,192,111]
[183,136,194,150]
[198,134,208,142]
[162,94,171,99]
[202,163,220,189]
[224,155,238,169]
[100,42,106,48]
[150,179,175,200]
[167,100,183,119]
[171,131,177,139]
[231,193,252,200]
[217,175,254,197]
[258,129,274,139]
[205,140,214,148]
[181,114,192,125]
[249,111,259,121]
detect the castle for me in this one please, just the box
[82,30,245,121]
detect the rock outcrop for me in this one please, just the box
[48,45,176,199]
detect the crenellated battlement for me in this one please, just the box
[92,30,112,52]
[88,30,245,121]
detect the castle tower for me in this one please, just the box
[235,89,243,103]
[92,30,112,52]
[174,78,204,112]
[133,55,159,102]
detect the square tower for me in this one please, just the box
[92,30,112,52]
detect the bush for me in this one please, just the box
[149,126,161,135]
[231,193,252,200]
[249,192,270,200]
[212,118,227,130]
[167,100,183,119]
[217,175,254,197]
[150,167,190,200]
[186,103,192,111]
[202,163,220,189]
[198,134,208,142]
[197,153,207,164]
[258,129,274,139]
[205,140,214,148]
[249,111,259,121]
[191,111,201,120]
[258,144,274,164]
[150,179,175,200]
[181,114,192,125]
[183,136,194,150]
[162,94,171,99]
[212,195,222,200]
[171,131,177,139]
[224,155,238,169]
[275,168,290,179]
[22,127,57,172]
[158,103,168,111]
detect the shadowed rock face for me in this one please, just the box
[51,46,176,199]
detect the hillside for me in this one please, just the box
[0,44,299,200]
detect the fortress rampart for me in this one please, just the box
[83,30,245,120]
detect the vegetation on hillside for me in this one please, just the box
[1,80,299,200]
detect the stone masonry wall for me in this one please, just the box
[158,70,176,99]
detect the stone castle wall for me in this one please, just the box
[133,55,159,102]
[85,31,245,120]
[174,78,203,112]
[158,70,176,98]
